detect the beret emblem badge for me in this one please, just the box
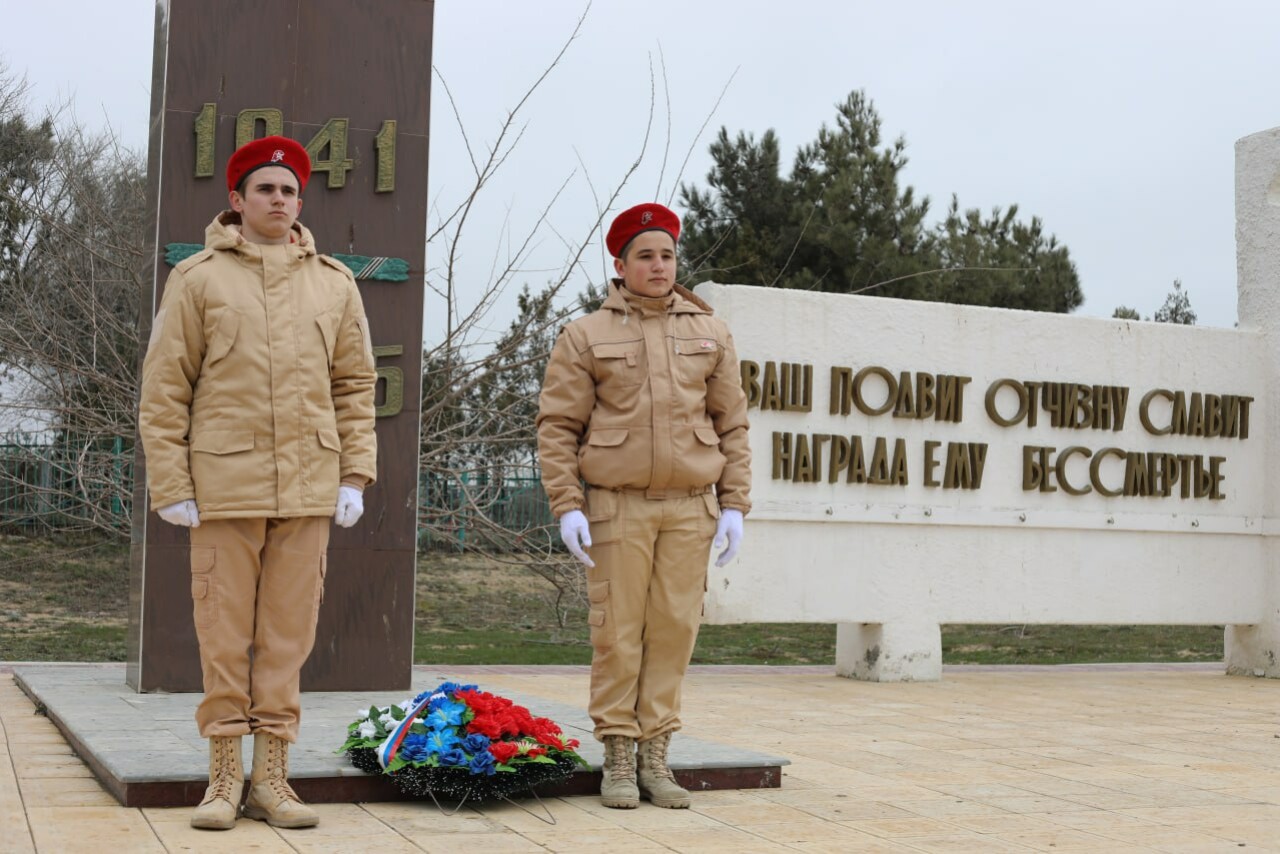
[640,211,652,225]
[271,149,285,162]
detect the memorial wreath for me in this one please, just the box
[339,681,589,806]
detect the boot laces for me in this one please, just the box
[269,776,301,803]
[206,739,237,802]
[265,737,300,802]
[605,737,636,780]
[644,733,676,780]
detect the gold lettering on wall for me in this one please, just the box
[1140,389,1253,439]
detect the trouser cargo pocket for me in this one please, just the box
[190,545,219,630]
[587,578,614,650]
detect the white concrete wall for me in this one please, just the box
[695,125,1280,681]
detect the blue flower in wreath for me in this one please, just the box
[463,733,491,754]
[400,733,432,763]
[468,750,497,776]
[415,682,478,708]
[424,729,461,755]
[427,701,467,730]
[439,747,469,768]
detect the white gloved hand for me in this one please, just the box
[713,508,744,567]
[157,499,200,528]
[559,509,595,568]
[334,485,364,528]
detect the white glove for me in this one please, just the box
[157,499,200,528]
[713,509,744,567]
[334,485,364,528]
[559,509,594,568]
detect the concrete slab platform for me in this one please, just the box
[12,664,788,808]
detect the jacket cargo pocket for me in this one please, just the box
[190,545,218,630]
[694,426,721,448]
[190,431,257,506]
[317,429,342,452]
[677,425,727,488]
[589,340,643,386]
[190,430,255,454]
[673,337,718,384]
[579,428,638,498]
[310,429,342,502]
[586,428,628,449]
[587,579,614,650]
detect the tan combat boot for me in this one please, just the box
[243,732,319,828]
[600,734,639,809]
[637,731,691,808]
[190,735,243,830]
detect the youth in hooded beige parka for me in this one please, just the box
[139,212,378,519]
[536,279,751,516]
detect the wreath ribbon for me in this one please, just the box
[377,692,439,769]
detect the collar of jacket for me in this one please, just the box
[603,278,714,316]
[205,210,317,261]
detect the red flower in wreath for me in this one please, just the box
[488,742,520,764]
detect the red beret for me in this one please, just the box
[226,135,311,193]
[606,203,681,258]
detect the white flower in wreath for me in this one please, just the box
[355,708,371,720]
[357,720,378,739]
[379,713,396,727]
[398,699,416,712]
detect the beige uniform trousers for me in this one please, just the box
[188,516,330,742]
[584,487,718,741]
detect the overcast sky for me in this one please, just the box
[4,1,1278,342]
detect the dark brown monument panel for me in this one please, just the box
[129,0,433,692]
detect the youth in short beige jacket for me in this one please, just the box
[139,212,377,520]
[536,280,750,518]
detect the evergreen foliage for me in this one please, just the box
[679,90,1082,312]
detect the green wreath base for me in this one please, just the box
[346,747,580,802]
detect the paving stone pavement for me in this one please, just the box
[3,663,1280,852]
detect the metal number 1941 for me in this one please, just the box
[192,104,397,192]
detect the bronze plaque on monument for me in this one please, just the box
[127,0,433,692]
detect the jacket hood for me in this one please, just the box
[603,278,714,315]
[205,211,318,257]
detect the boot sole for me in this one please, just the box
[641,794,691,809]
[243,805,319,828]
[189,817,237,830]
[601,798,640,809]
[639,783,692,809]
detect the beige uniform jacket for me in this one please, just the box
[536,280,751,518]
[139,212,378,520]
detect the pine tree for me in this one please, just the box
[679,89,1081,312]
[1153,279,1196,325]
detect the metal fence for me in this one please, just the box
[417,469,557,551]
[0,433,133,533]
[0,433,555,547]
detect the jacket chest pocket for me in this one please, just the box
[672,336,718,385]
[205,310,241,368]
[590,340,644,387]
